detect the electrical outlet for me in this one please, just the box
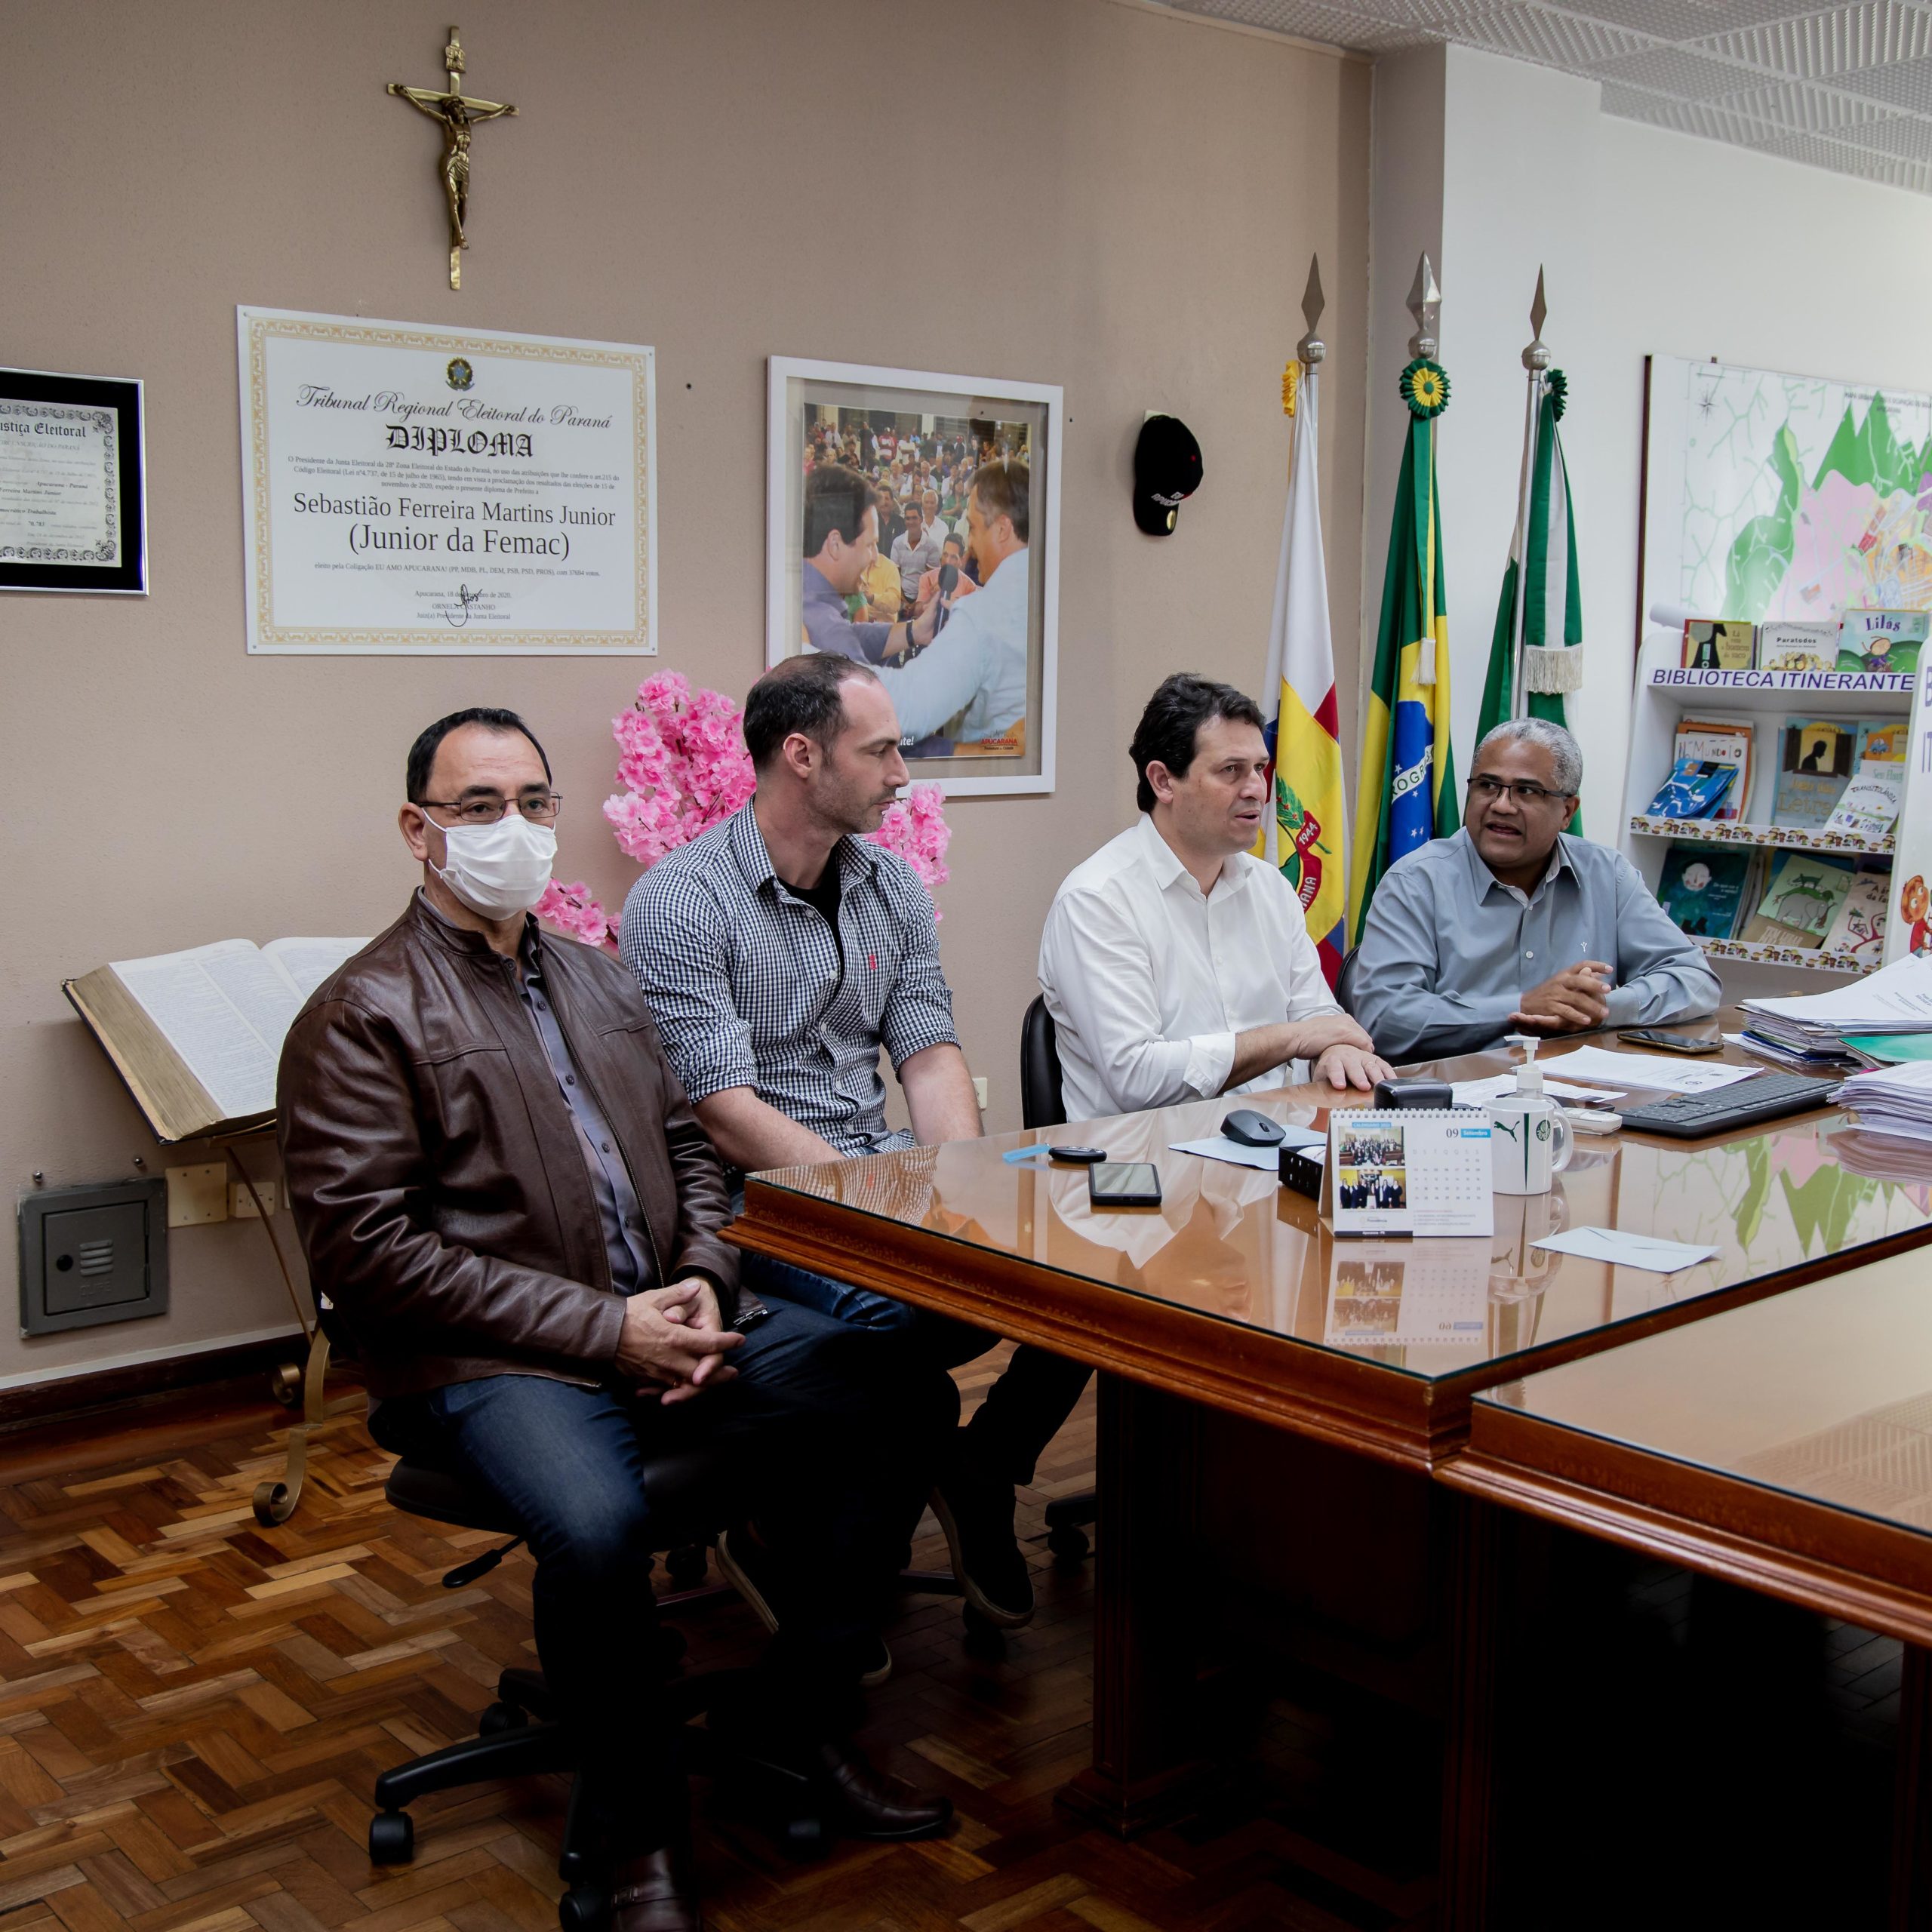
[166,1164,227,1228]
[973,1076,989,1111]
[229,1180,277,1220]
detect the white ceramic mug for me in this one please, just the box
[1485,1094,1573,1195]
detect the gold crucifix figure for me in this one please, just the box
[387,27,516,290]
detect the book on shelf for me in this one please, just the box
[1673,715,1753,820]
[1772,715,1857,827]
[1857,720,1906,767]
[1681,619,1756,670]
[1757,621,1838,673]
[1657,843,1756,939]
[1739,853,1858,949]
[63,936,368,1143]
[1644,757,1738,820]
[1837,608,1928,676]
[1821,869,1891,964]
[1821,765,1905,839]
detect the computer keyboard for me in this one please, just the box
[1617,1072,1841,1140]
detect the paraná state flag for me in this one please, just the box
[1476,370,1583,824]
[1260,363,1347,988]
[1348,358,1459,945]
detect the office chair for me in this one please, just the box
[1335,944,1361,1013]
[1017,995,1100,1564]
[371,1444,828,1926]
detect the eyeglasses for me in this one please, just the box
[418,792,563,826]
[1467,776,1566,805]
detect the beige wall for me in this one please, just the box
[0,0,1371,1382]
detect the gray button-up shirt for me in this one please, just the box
[620,804,958,1161]
[1345,829,1721,1063]
[417,891,657,1297]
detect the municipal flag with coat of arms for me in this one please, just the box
[1348,355,1459,945]
[1260,361,1347,988]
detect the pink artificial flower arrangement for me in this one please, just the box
[535,669,950,948]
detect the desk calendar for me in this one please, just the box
[1324,1109,1494,1238]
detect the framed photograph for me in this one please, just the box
[0,367,146,595]
[766,355,1061,796]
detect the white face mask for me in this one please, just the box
[431,813,556,920]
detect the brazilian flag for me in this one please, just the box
[1348,358,1458,944]
[1476,368,1582,828]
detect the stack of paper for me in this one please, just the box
[1831,1060,1932,1146]
[1739,954,1932,1071]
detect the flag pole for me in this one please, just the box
[1509,269,1551,719]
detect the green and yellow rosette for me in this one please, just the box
[1399,358,1450,419]
[1546,368,1567,420]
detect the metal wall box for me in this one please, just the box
[18,1179,168,1335]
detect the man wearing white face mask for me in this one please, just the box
[278,707,955,1932]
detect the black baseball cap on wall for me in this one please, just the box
[1133,414,1203,535]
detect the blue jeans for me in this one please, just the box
[373,1289,952,1847]
[740,1252,1093,1490]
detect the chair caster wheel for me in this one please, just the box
[478,1701,528,1737]
[784,1815,827,1860]
[368,1810,414,1864]
[1048,1523,1090,1562]
[557,1885,604,1931]
[664,1543,709,1588]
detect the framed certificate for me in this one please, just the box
[237,307,655,655]
[0,368,147,595]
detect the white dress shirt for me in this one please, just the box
[1038,814,1344,1123]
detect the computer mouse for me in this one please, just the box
[1222,1108,1285,1147]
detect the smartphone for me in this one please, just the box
[1617,1029,1722,1055]
[1088,1161,1163,1208]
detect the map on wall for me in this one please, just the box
[1641,355,1932,629]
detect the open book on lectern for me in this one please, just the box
[64,936,368,1143]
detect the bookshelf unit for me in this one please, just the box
[1620,631,1918,997]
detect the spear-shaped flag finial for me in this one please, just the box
[1297,254,1326,366]
[1523,266,1551,372]
[1406,252,1441,360]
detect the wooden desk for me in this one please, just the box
[1444,1232,1932,1927]
[730,1022,1932,1921]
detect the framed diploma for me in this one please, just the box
[0,368,147,595]
[237,307,656,655]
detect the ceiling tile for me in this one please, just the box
[1716,77,1909,128]
[1596,78,1785,140]
[1746,123,1928,176]
[1833,107,1932,155]
[1410,2,1657,63]
[1534,0,1828,41]
[1164,0,1440,48]
[1828,52,1932,111]
[1691,2,1932,76]
[1586,43,1770,94]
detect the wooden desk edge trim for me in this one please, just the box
[1441,1439,1932,1647]
[731,1189,1458,1470]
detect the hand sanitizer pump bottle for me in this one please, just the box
[1486,1037,1574,1195]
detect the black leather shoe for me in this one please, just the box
[718,1529,892,1686]
[811,1738,952,1840]
[609,1844,700,1932]
[931,1460,1034,1627]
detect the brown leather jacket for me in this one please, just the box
[278,894,742,1399]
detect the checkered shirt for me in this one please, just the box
[620,804,958,1158]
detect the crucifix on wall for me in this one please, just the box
[386,26,516,291]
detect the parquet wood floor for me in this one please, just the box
[0,1349,1383,1932]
